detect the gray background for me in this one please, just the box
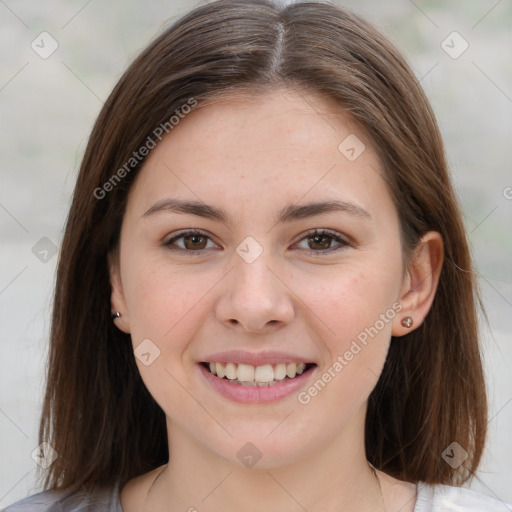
[1,0,511,508]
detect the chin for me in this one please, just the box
[200,424,321,470]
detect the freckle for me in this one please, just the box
[351,273,363,285]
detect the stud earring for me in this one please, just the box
[400,316,413,328]
[111,312,121,321]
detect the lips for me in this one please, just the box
[197,350,317,403]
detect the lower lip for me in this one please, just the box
[198,363,316,404]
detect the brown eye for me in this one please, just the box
[164,229,217,253]
[295,229,350,255]
[308,234,333,251]
[182,234,208,250]
[163,228,350,256]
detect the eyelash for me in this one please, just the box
[163,228,350,256]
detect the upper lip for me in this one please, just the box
[200,350,316,366]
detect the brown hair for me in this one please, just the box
[37,0,487,495]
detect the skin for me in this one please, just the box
[110,87,444,512]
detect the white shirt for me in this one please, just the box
[4,481,512,511]
[414,482,512,511]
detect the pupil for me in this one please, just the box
[311,235,329,249]
[187,235,205,249]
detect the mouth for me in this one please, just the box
[200,361,316,386]
[197,360,318,403]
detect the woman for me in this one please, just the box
[5,0,511,511]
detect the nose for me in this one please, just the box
[215,252,295,333]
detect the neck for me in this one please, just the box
[145,411,387,512]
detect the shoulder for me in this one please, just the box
[2,483,123,512]
[415,482,512,512]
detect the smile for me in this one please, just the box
[198,360,317,403]
[202,361,314,385]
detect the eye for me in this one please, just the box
[164,229,218,254]
[294,229,350,255]
[163,228,350,256]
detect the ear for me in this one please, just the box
[392,231,444,337]
[108,251,131,334]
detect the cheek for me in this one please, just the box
[120,254,215,421]
[294,278,397,431]
[302,261,401,343]
[121,249,210,348]
[129,265,206,341]
[295,255,402,402]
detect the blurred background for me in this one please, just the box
[1,0,511,508]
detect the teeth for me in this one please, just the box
[216,362,226,378]
[274,363,287,380]
[286,363,297,378]
[206,361,310,383]
[237,363,255,382]
[225,362,237,380]
[254,364,274,382]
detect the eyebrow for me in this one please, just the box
[142,198,372,223]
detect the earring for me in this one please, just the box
[400,316,413,328]
[111,312,121,321]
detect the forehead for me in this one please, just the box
[126,88,392,223]
[164,88,359,165]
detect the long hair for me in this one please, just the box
[37,0,487,495]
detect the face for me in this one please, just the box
[110,88,412,468]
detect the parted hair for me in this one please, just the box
[37,0,487,495]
